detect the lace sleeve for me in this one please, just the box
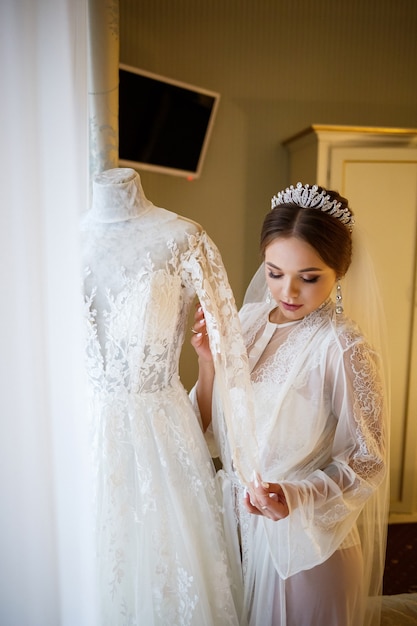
[181,231,258,485]
[340,335,386,486]
[282,333,386,525]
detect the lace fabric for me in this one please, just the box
[81,209,255,625]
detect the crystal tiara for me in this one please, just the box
[271,182,354,231]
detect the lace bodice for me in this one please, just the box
[83,238,194,395]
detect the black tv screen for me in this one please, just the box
[118,64,220,178]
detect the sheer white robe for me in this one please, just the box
[211,299,388,626]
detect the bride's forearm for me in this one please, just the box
[195,358,215,432]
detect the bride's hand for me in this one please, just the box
[190,303,212,363]
[244,480,290,521]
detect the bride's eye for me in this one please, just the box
[268,271,282,279]
[302,276,319,283]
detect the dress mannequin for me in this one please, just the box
[81,168,255,625]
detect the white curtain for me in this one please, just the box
[0,1,97,624]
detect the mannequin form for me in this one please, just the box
[81,168,254,625]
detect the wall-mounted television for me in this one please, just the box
[118,63,220,179]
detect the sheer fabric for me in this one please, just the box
[211,299,388,626]
[0,1,97,625]
[81,174,256,623]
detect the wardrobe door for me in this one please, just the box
[330,146,417,517]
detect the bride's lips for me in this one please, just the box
[281,301,303,312]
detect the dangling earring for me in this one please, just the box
[335,279,343,315]
[266,289,273,304]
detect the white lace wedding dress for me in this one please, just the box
[81,197,254,625]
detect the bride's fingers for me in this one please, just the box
[191,317,208,337]
[194,303,205,321]
[243,491,263,516]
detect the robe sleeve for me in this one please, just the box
[263,333,388,581]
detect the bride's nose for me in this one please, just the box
[283,277,299,299]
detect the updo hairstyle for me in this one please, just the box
[260,188,353,278]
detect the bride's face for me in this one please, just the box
[264,236,337,322]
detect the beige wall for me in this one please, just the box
[119,0,417,388]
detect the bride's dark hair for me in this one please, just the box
[260,188,353,278]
